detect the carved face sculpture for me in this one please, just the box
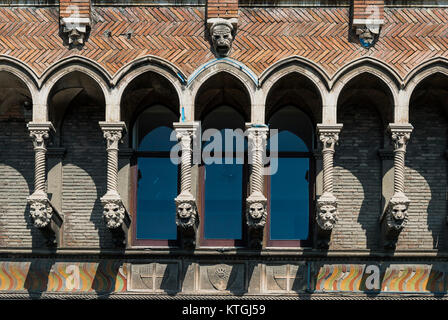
[30,201,52,228]
[247,202,266,228]
[103,202,125,229]
[317,204,338,230]
[177,202,196,227]
[211,24,233,57]
[358,28,375,48]
[249,202,265,220]
[389,203,408,228]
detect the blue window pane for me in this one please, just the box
[204,158,243,239]
[270,157,309,240]
[267,130,309,152]
[138,126,177,152]
[137,157,178,239]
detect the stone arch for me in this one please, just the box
[193,69,253,123]
[39,58,110,122]
[114,59,184,124]
[332,58,400,123]
[188,59,256,121]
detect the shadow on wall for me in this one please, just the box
[334,105,383,250]
[406,102,448,251]
[0,121,49,248]
[60,98,114,249]
[334,103,384,252]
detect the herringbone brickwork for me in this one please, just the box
[0,6,446,79]
[60,0,90,19]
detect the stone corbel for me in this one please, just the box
[352,18,383,48]
[27,122,63,247]
[315,124,343,249]
[380,124,413,249]
[207,18,238,57]
[60,17,91,46]
[174,122,199,249]
[99,121,131,247]
[245,124,268,249]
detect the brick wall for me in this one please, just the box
[333,103,383,250]
[60,0,90,19]
[352,0,384,21]
[403,102,448,250]
[206,0,238,19]
[61,100,114,248]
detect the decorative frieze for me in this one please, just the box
[315,124,343,249]
[380,123,413,249]
[174,122,199,249]
[99,121,130,247]
[246,124,268,248]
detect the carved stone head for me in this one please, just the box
[176,201,197,228]
[30,200,53,228]
[387,202,409,230]
[246,201,267,228]
[103,201,125,229]
[209,20,235,57]
[356,27,375,48]
[317,203,338,231]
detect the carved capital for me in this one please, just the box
[388,123,413,153]
[317,124,343,152]
[27,122,54,150]
[247,126,268,153]
[99,122,126,150]
[207,18,238,57]
[61,17,90,46]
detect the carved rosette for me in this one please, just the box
[207,18,238,57]
[60,17,90,46]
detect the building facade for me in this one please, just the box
[0,0,448,300]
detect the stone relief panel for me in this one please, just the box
[265,263,308,293]
[199,263,245,293]
[129,262,179,293]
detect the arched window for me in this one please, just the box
[199,105,247,246]
[132,105,179,246]
[266,106,314,247]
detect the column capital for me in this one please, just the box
[388,123,413,152]
[27,122,54,149]
[99,121,126,150]
[317,123,343,135]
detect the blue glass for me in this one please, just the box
[267,130,309,152]
[270,157,309,240]
[204,157,243,239]
[138,126,177,152]
[136,157,177,239]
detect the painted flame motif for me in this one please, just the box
[315,264,446,293]
[0,261,127,293]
